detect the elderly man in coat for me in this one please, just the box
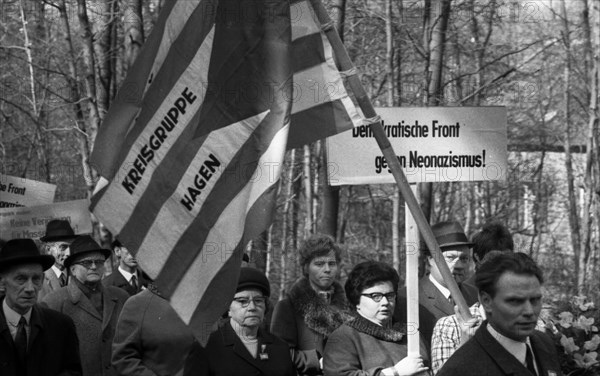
[0,238,82,376]
[38,219,78,301]
[42,235,129,376]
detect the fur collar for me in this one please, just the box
[346,314,405,342]
[287,277,350,336]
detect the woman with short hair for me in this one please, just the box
[271,234,349,375]
[200,267,296,376]
[323,261,429,376]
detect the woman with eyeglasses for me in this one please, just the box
[196,267,295,376]
[323,261,430,376]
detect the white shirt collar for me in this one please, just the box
[429,274,451,299]
[486,322,532,365]
[118,266,137,282]
[2,299,32,326]
[51,264,65,279]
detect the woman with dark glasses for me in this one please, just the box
[323,261,430,376]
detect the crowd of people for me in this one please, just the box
[0,218,563,376]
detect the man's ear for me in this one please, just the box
[479,291,492,313]
[427,256,434,267]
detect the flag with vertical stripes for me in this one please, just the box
[90,0,363,344]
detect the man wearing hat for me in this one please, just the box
[41,235,129,376]
[38,219,78,301]
[0,238,82,375]
[396,220,474,352]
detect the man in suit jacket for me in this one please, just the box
[437,252,562,376]
[38,220,78,301]
[102,239,149,296]
[42,236,128,376]
[0,238,82,376]
[396,221,473,350]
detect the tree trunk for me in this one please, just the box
[579,0,599,295]
[76,0,101,194]
[123,0,145,70]
[319,0,346,239]
[303,145,313,237]
[93,0,115,120]
[559,0,582,294]
[279,150,295,300]
[419,0,452,223]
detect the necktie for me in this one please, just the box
[448,295,455,306]
[131,275,138,292]
[15,316,28,364]
[59,273,67,287]
[525,344,538,376]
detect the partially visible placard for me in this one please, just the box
[0,174,56,208]
[326,107,507,185]
[0,199,92,240]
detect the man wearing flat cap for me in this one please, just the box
[42,235,128,376]
[0,238,82,376]
[396,220,474,352]
[38,219,78,301]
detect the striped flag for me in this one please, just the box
[90,0,363,344]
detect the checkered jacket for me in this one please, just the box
[431,303,484,374]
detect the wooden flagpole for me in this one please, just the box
[308,0,473,349]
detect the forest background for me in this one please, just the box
[1,0,599,319]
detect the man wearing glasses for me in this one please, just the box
[396,220,473,353]
[42,235,129,376]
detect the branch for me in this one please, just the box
[0,45,28,51]
[508,143,587,154]
[458,67,516,104]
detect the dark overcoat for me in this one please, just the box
[111,288,196,376]
[0,299,82,376]
[41,282,129,376]
[270,277,348,376]
[202,320,296,376]
[437,321,562,376]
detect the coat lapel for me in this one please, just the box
[45,269,62,291]
[0,303,16,352]
[67,282,102,321]
[221,321,264,372]
[28,305,43,352]
[530,331,560,376]
[476,322,531,375]
[420,277,453,316]
[101,291,118,332]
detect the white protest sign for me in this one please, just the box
[0,199,92,240]
[326,107,507,185]
[0,174,57,208]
